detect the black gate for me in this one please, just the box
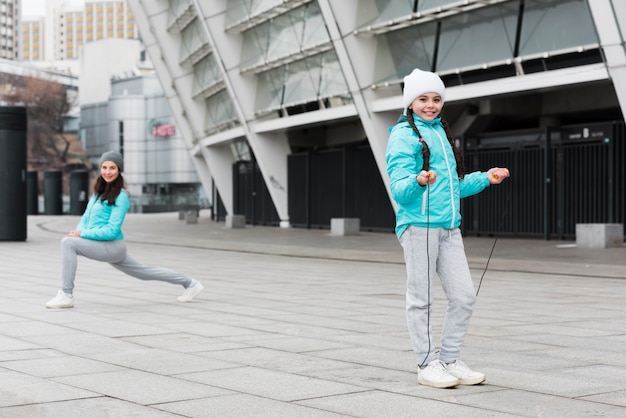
[463,121,624,240]
[288,144,395,231]
[233,160,280,226]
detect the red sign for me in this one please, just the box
[152,123,175,137]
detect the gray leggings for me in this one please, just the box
[399,226,476,366]
[61,236,193,295]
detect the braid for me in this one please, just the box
[406,108,430,171]
[441,119,465,179]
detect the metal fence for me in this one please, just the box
[463,121,625,240]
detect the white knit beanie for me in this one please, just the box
[402,69,446,112]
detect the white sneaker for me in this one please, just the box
[46,290,74,309]
[177,281,204,303]
[445,359,486,385]
[418,359,460,388]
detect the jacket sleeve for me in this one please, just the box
[80,192,130,241]
[75,194,96,230]
[386,127,426,205]
[459,171,490,198]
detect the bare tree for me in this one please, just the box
[1,74,74,169]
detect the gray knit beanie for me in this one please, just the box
[402,68,446,112]
[99,151,124,172]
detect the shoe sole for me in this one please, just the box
[46,304,74,309]
[177,284,204,303]
[458,376,486,385]
[417,376,460,388]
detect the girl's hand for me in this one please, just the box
[416,170,436,186]
[487,167,510,184]
[66,230,81,237]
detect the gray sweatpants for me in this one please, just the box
[399,226,476,367]
[61,236,194,295]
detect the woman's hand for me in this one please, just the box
[416,170,437,186]
[66,230,81,237]
[487,167,510,184]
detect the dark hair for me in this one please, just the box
[406,107,465,179]
[94,173,125,206]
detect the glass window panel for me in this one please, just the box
[356,0,413,29]
[282,60,319,105]
[205,90,238,132]
[225,0,282,27]
[193,54,222,94]
[417,0,465,12]
[375,21,438,84]
[266,11,302,62]
[241,22,271,69]
[180,19,207,62]
[436,3,518,71]
[255,66,287,111]
[519,0,599,56]
[319,52,350,98]
[302,3,328,48]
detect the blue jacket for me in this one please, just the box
[386,114,490,239]
[76,190,130,241]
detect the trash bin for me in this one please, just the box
[69,169,89,215]
[0,106,27,241]
[27,170,39,215]
[44,170,63,215]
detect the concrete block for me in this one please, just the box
[185,210,198,224]
[178,210,186,220]
[330,218,360,236]
[226,214,245,228]
[576,223,623,248]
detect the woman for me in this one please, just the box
[46,151,204,309]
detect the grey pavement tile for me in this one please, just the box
[0,348,62,363]
[509,332,626,354]
[1,397,180,418]
[155,393,347,417]
[22,331,154,356]
[54,369,233,405]
[0,370,98,407]
[195,347,356,374]
[296,389,513,418]
[179,366,369,402]
[450,388,626,417]
[486,367,625,398]
[324,333,410,351]
[0,335,45,351]
[0,320,90,338]
[88,347,238,375]
[1,356,124,378]
[163,320,277,338]
[121,333,251,353]
[57,317,174,338]
[580,389,626,408]
[308,346,415,373]
[268,313,398,334]
[221,334,351,353]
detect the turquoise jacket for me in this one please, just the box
[76,190,130,241]
[386,114,490,239]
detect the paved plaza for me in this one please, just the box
[1,211,625,417]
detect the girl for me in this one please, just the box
[386,69,509,388]
[46,151,204,309]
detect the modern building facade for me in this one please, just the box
[21,16,44,61]
[2,0,19,60]
[79,39,202,213]
[128,0,626,238]
[21,0,138,62]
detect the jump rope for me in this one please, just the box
[414,135,510,369]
